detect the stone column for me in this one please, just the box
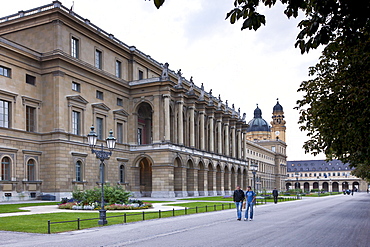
[242,131,247,160]
[237,129,242,159]
[189,106,195,147]
[217,119,222,155]
[200,111,205,150]
[178,101,184,145]
[231,126,236,158]
[224,123,229,156]
[209,115,214,152]
[163,94,170,141]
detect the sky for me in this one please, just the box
[0,0,326,161]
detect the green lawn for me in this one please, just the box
[0,201,235,234]
[179,196,233,201]
[0,202,58,213]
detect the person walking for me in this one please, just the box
[272,187,279,204]
[233,186,245,221]
[244,186,256,221]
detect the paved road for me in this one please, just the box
[0,193,369,247]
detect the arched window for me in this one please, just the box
[1,157,11,181]
[119,164,125,183]
[75,160,82,182]
[27,159,36,181]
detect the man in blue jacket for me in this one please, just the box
[244,186,256,221]
[233,186,245,221]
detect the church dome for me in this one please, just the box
[247,105,271,132]
[273,100,283,112]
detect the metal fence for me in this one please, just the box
[47,203,234,234]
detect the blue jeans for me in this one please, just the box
[235,201,243,219]
[245,201,254,219]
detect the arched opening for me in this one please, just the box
[322,182,329,192]
[137,103,152,145]
[304,182,310,192]
[332,182,339,192]
[313,182,319,190]
[230,167,236,190]
[139,158,152,197]
[353,182,360,192]
[27,159,36,181]
[224,165,230,194]
[75,160,82,182]
[186,159,195,196]
[198,162,205,196]
[207,163,214,195]
[286,182,292,190]
[174,157,183,196]
[1,156,11,181]
[216,164,222,195]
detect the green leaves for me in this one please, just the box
[296,34,370,177]
[154,0,165,9]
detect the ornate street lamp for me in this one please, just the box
[250,163,258,193]
[87,126,116,225]
[295,172,299,198]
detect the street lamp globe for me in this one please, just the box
[106,129,116,151]
[87,125,97,148]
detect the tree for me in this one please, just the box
[150,0,370,178]
[296,34,370,170]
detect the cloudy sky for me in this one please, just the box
[1,0,326,161]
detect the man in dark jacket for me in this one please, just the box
[233,186,245,221]
[272,188,279,204]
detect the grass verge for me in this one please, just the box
[0,202,58,213]
[0,202,234,234]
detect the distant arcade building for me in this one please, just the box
[286,160,368,192]
[0,1,287,201]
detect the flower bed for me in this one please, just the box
[58,201,153,210]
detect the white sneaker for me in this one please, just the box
[244,218,247,221]
[249,218,253,221]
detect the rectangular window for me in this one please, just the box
[96,117,103,139]
[138,70,143,80]
[0,66,11,78]
[117,98,123,106]
[71,37,79,58]
[0,100,10,128]
[26,106,36,132]
[26,74,36,85]
[96,90,104,100]
[115,60,122,78]
[76,161,82,182]
[72,82,80,92]
[117,122,123,143]
[72,111,80,135]
[95,49,102,69]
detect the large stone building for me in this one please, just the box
[286,160,368,192]
[0,1,287,201]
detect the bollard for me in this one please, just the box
[48,220,51,234]
[77,218,80,230]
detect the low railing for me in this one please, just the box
[47,203,234,234]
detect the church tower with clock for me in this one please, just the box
[270,99,286,142]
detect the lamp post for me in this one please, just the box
[295,172,299,198]
[250,163,258,194]
[87,126,116,225]
[329,178,332,195]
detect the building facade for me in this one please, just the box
[286,160,368,192]
[0,1,287,201]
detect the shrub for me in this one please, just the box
[72,184,131,206]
